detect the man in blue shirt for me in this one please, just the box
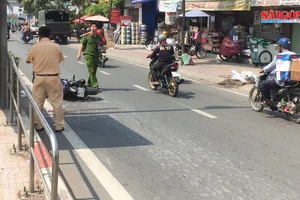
[260,38,295,106]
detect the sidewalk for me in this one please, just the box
[0,109,31,200]
[68,40,260,94]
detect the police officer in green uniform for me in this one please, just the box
[77,22,103,89]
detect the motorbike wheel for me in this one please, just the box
[148,71,157,90]
[219,53,229,61]
[287,94,300,124]
[168,76,178,97]
[231,54,239,62]
[196,48,207,59]
[249,86,264,112]
[99,60,105,68]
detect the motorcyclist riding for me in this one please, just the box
[21,22,31,41]
[260,37,296,106]
[150,34,175,85]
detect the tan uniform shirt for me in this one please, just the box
[23,25,30,32]
[26,38,64,74]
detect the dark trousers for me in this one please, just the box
[260,79,279,100]
[151,61,172,81]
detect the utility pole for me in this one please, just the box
[180,0,186,65]
[0,0,8,108]
[107,0,113,30]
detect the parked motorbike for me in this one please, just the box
[147,54,184,97]
[219,35,242,62]
[61,75,99,99]
[249,72,300,123]
[98,43,108,68]
[175,40,207,59]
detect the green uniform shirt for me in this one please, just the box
[81,33,103,56]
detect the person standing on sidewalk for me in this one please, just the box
[77,22,103,89]
[26,26,65,132]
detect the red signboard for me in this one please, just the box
[261,10,300,23]
[120,16,132,26]
[110,8,121,24]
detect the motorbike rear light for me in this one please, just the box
[172,63,179,70]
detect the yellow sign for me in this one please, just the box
[186,0,251,11]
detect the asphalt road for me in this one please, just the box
[8,33,300,200]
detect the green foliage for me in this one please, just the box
[19,0,67,16]
[84,0,124,17]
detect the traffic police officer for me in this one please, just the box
[26,26,65,132]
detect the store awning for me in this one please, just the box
[186,0,251,11]
[179,10,210,17]
[159,0,180,12]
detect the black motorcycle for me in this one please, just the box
[175,40,207,59]
[98,44,108,68]
[147,55,184,97]
[249,72,300,123]
[61,75,99,99]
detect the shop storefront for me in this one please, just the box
[251,0,300,53]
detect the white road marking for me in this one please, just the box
[20,69,135,200]
[109,56,248,98]
[100,71,111,75]
[78,61,85,65]
[64,55,68,58]
[133,85,149,91]
[191,109,218,119]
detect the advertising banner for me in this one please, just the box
[110,8,121,24]
[261,10,300,23]
[252,0,300,6]
[186,0,251,11]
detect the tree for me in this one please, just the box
[84,0,124,17]
[18,0,67,16]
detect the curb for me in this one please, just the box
[19,70,73,200]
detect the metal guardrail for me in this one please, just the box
[6,52,59,200]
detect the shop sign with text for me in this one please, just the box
[186,0,251,11]
[252,0,300,6]
[261,10,300,23]
[110,8,121,24]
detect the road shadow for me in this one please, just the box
[263,109,296,123]
[101,64,120,69]
[39,114,153,150]
[63,96,103,102]
[101,88,134,92]
[176,91,196,99]
[181,79,193,85]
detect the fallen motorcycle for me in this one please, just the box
[249,72,300,123]
[147,54,184,97]
[61,75,99,99]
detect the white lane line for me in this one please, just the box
[109,56,248,97]
[191,109,218,119]
[78,61,85,65]
[162,96,218,119]
[64,55,68,58]
[133,85,149,91]
[20,70,134,200]
[100,71,111,75]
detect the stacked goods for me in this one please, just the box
[126,26,131,45]
[121,26,126,45]
[276,54,300,81]
[140,24,147,45]
[131,22,140,45]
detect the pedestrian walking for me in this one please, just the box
[77,22,103,89]
[26,26,65,132]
